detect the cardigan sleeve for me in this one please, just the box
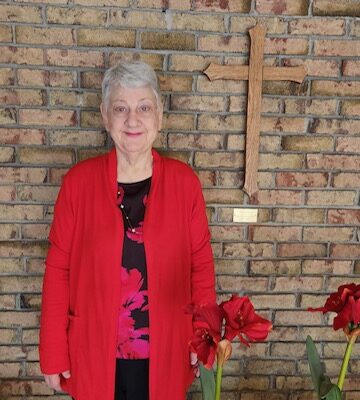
[190,175,217,306]
[39,173,75,374]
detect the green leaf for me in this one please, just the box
[306,335,326,399]
[320,384,341,400]
[199,363,215,400]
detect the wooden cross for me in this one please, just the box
[204,24,307,197]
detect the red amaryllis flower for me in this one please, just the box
[186,303,223,368]
[220,295,272,346]
[308,283,360,331]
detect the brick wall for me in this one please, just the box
[0,0,359,398]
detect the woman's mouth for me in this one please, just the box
[125,131,143,137]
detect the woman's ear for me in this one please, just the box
[100,102,109,131]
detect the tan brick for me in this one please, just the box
[255,0,308,14]
[46,49,104,68]
[333,173,360,188]
[80,71,103,89]
[171,95,224,112]
[342,100,360,116]
[0,294,16,310]
[284,99,337,116]
[328,209,360,225]
[242,391,288,400]
[302,260,352,275]
[289,18,345,35]
[0,167,46,183]
[198,114,245,131]
[0,328,18,344]
[250,260,301,275]
[0,25,12,42]
[203,188,244,204]
[232,342,268,358]
[277,243,327,257]
[26,258,45,274]
[194,0,251,12]
[336,137,360,153]
[194,151,243,168]
[168,133,223,150]
[211,242,222,258]
[141,32,195,50]
[22,223,49,239]
[47,6,107,25]
[18,185,59,202]
[0,378,53,396]
[18,148,74,165]
[223,242,273,258]
[210,225,245,241]
[197,75,247,94]
[0,4,42,22]
[22,329,39,345]
[274,208,325,224]
[80,111,102,129]
[0,186,16,201]
[251,295,296,309]
[0,258,23,274]
[197,171,216,188]
[306,190,356,206]
[246,359,296,375]
[312,80,360,97]
[162,113,194,130]
[330,244,360,258]
[262,117,306,133]
[0,241,47,258]
[0,224,18,240]
[276,172,328,188]
[265,38,308,55]
[226,134,245,151]
[282,136,333,152]
[110,10,167,30]
[198,35,248,52]
[238,376,270,390]
[0,108,16,125]
[0,205,43,221]
[159,74,193,92]
[108,52,164,70]
[307,154,360,170]
[271,343,306,357]
[49,130,105,147]
[309,118,360,135]
[0,89,44,106]
[170,54,220,72]
[141,0,190,7]
[231,17,287,34]
[256,190,303,205]
[217,170,245,187]
[249,226,301,241]
[77,29,135,47]
[214,259,246,275]
[284,58,340,78]
[0,68,14,85]
[0,47,43,65]
[75,0,128,4]
[305,226,354,242]
[51,90,100,108]
[0,276,42,293]
[301,294,329,309]
[16,26,75,46]
[0,147,15,162]
[217,276,268,291]
[275,309,322,325]
[328,277,360,292]
[19,109,76,127]
[313,0,360,16]
[300,326,343,341]
[0,362,22,379]
[274,276,323,292]
[276,376,313,390]
[17,69,76,87]
[315,39,360,57]
[342,60,360,76]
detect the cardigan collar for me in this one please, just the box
[106,146,161,205]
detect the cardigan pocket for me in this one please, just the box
[61,314,81,396]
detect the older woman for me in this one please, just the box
[39,61,216,400]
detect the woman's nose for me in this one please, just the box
[125,109,139,127]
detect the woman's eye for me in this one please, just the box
[139,104,151,112]
[114,106,127,113]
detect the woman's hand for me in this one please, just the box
[190,352,200,378]
[43,370,71,391]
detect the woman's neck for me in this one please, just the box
[116,148,153,183]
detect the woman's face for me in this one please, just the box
[101,85,162,156]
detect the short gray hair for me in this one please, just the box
[101,61,161,110]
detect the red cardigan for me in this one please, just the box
[39,147,216,400]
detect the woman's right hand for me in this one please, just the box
[43,370,71,391]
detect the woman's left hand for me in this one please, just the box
[190,352,200,378]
